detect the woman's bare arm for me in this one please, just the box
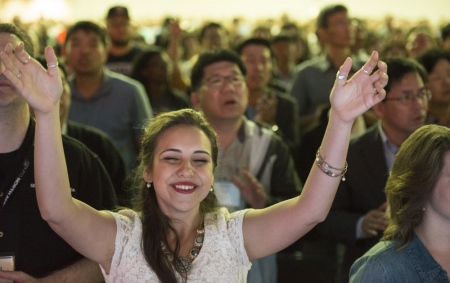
[0,44,117,272]
[242,52,388,260]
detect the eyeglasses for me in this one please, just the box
[204,75,244,89]
[384,89,432,106]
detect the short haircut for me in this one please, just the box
[316,4,348,30]
[65,21,108,47]
[416,48,450,75]
[198,22,223,42]
[281,22,299,33]
[235,37,272,57]
[379,57,428,96]
[190,48,246,91]
[441,23,450,41]
[106,6,129,20]
[271,33,295,45]
[0,23,33,55]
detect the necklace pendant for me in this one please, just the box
[175,257,192,273]
[162,216,205,274]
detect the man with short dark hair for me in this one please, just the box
[271,33,297,86]
[290,4,364,129]
[317,57,430,283]
[35,56,130,207]
[64,21,153,172]
[0,22,117,282]
[198,22,229,51]
[105,5,147,77]
[288,6,369,282]
[181,22,230,87]
[236,37,299,151]
[190,48,301,283]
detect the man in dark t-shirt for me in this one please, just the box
[0,23,117,282]
[0,119,118,278]
[104,5,146,76]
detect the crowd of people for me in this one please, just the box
[0,2,449,283]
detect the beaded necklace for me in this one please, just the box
[161,218,205,274]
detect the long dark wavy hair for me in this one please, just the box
[382,125,450,249]
[131,109,219,282]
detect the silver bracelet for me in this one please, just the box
[315,147,348,181]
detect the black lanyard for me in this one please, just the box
[0,145,33,214]
[0,158,31,212]
[0,118,36,216]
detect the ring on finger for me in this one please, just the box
[17,71,21,78]
[336,71,346,80]
[23,55,31,64]
[373,86,379,95]
[362,69,370,75]
[47,62,59,68]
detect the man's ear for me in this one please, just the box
[101,47,109,64]
[143,166,153,183]
[317,28,328,44]
[190,91,201,110]
[372,102,384,119]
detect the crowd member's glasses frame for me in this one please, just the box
[204,75,245,89]
[384,88,432,106]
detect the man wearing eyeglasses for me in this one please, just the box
[316,57,429,283]
[190,49,301,283]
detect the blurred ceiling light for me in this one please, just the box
[1,0,70,22]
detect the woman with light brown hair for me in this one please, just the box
[351,124,450,282]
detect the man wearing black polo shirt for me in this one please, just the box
[0,23,117,282]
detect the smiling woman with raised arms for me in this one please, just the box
[0,37,387,282]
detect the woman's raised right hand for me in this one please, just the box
[0,43,62,116]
